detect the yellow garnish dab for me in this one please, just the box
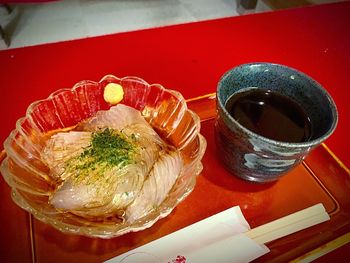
[103,83,124,105]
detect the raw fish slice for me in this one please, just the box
[41,131,92,180]
[79,104,167,175]
[50,164,145,216]
[125,151,183,223]
[42,104,167,217]
[79,104,167,177]
[77,104,150,132]
[67,135,166,218]
[46,129,161,216]
[121,124,167,173]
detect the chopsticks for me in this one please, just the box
[246,203,330,245]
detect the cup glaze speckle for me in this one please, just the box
[215,63,338,183]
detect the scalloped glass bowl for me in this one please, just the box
[0,75,207,238]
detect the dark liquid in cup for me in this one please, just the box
[225,88,312,143]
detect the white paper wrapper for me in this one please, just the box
[106,206,269,263]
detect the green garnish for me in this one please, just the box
[68,128,137,179]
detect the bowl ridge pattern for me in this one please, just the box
[1,75,207,238]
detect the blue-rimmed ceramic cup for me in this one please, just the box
[215,62,338,183]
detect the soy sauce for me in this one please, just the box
[225,88,312,143]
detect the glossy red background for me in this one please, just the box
[1,2,350,262]
[1,2,350,167]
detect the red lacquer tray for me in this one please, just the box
[1,94,350,263]
[188,94,350,262]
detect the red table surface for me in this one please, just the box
[1,1,350,262]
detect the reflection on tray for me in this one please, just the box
[0,94,349,263]
[186,93,350,262]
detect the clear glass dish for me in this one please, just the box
[0,75,207,238]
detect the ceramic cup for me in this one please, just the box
[215,62,338,183]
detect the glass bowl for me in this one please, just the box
[0,75,207,238]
